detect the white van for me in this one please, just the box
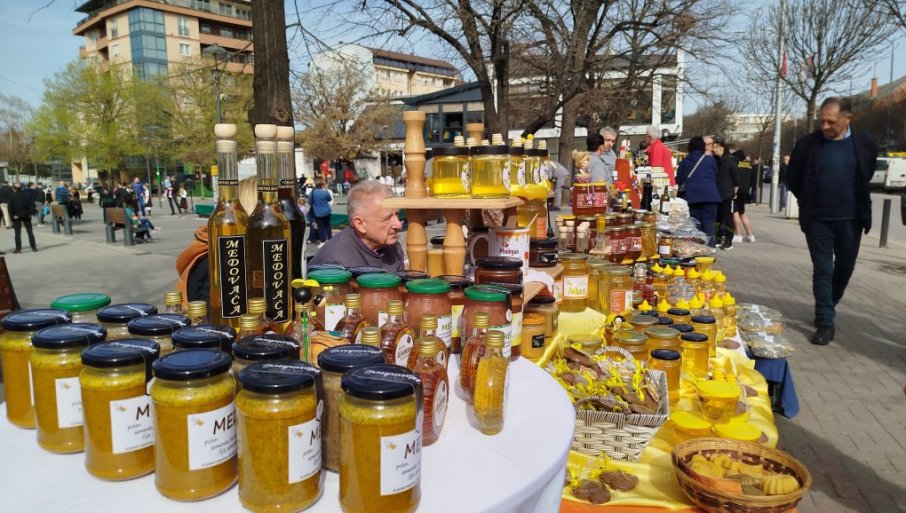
[871,157,906,191]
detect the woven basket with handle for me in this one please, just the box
[549,346,669,462]
[671,438,812,513]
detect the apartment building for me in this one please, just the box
[369,48,457,98]
[73,0,254,78]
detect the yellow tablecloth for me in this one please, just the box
[538,308,778,511]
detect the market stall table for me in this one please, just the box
[746,350,800,419]
[0,358,574,513]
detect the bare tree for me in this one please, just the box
[743,0,898,127]
[868,0,906,30]
[0,93,36,178]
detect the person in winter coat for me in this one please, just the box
[10,182,37,253]
[733,150,756,243]
[676,136,721,246]
[713,139,741,250]
[308,180,334,245]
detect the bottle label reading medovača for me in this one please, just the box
[109,395,154,454]
[380,428,421,495]
[325,304,345,331]
[287,416,321,484]
[395,334,414,366]
[436,315,453,348]
[610,290,633,314]
[563,276,589,299]
[55,377,83,429]
[433,381,448,429]
[187,402,237,470]
[217,235,248,319]
[263,239,291,323]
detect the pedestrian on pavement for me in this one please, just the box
[114,182,130,208]
[309,180,334,246]
[131,177,145,216]
[732,150,756,243]
[164,175,177,215]
[713,139,740,249]
[0,181,13,229]
[676,136,721,246]
[787,97,878,346]
[39,185,53,225]
[142,183,151,216]
[10,182,38,253]
[779,154,790,207]
[69,185,84,220]
[178,186,188,214]
[644,126,676,185]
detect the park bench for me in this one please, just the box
[50,204,73,235]
[104,208,148,247]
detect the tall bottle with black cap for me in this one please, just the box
[209,123,250,328]
[246,124,292,331]
[276,126,305,281]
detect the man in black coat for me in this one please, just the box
[0,181,13,229]
[10,182,38,253]
[787,97,877,345]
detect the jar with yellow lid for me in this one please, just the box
[430,144,471,197]
[645,326,680,354]
[236,360,323,512]
[51,293,112,324]
[688,296,705,317]
[696,380,740,422]
[707,297,727,340]
[714,421,762,444]
[611,330,647,361]
[680,332,710,380]
[599,266,633,315]
[339,364,422,513]
[96,303,158,341]
[150,349,237,500]
[670,411,712,444]
[127,313,191,355]
[691,315,718,357]
[713,272,727,297]
[568,334,602,353]
[470,139,510,198]
[520,313,547,361]
[0,309,71,428]
[695,256,715,275]
[310,268,353,331]
[317,345,385,473]
[649,349,681,401]
[31,323,107,453]
[80,339,160,480]
[656,299,671,315]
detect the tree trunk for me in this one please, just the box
[491,41,510,138]
[479,78,500,136]
[248,1,293,128]
[805,97,817,134]
[558,96,581,180]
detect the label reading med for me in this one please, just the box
[109,395,154,453]
[55,377,83,428]
[287,416,321,484]
[563,275,589,299]
[380,428,421,495]
[187,402,237,470]
[436,314,453,349]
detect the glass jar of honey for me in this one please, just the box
[568,334,603,353]
[680,332,710,380]
[348,266,385,291]
[310,268,353,331]
[625,224,642,262]
[529,238,559,268]
[645,326,681,354]
[520,313,547,361]
[611,330,647,361]
[405,278,453,350]
[438,275,471,353]
[172,325,236,353]
[516,200,543,240]
[0,309,71,428]
[509,143,527,189]
[692,315,718,357]
[571,183,609,216]
[470,143,510,198]
[127,314,191,356]
[339,364,422,513]
[51,293,112,324]
[560,253,589,313]
[609,227,627,263]
[236,360,323,512]
[649,349,681,401]
[395,270,430,302]
[599,266,633,315]
[357,273,403,326]
[658,235,674,259]
[232,334,299,375]
[430,145,471,197]
[461,286,512,359]
[150,349,237,501]
[96,303,158,341]
[525,295,559,337]
[31,323,107,453]
[80,339,160,480]
[666,308,691,325]
[317,345,385,473]
[587,260,610,312]
[630,314,658,334]
[474,256,523,285]
[640,222,657,261]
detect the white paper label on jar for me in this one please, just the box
[378,311,389,328]
[658,245,670,255]
[502,162,511,192]
[380,427,421,496]
[511,311,523,343]
[109,395,154,454]
[433,380,448,429]
[287,416,321,484]
[461,162,471,191]
[187,402,237,470]
[609,290,634,314]
[450,305,464,338]
[436,314,453,349]
[434,350,447,369]
[325,304,345,331]
[55,377,83,428]
[394,333,414,366]
[517,162,526,186]
[490,324,513,359]
[563,275,589,299]
[553,281,563,303]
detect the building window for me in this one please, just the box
[197,0,210,11]
[89,32,98,44]
[128,8,167,80]
[218,3,232,16]
[178,16,190,37]
[200,23,212,34]
[220,27,233,39]
[180,43,191,56]
[235,8,250,20]
[110,18,118,38]
[112,44,120,58]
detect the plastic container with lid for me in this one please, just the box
[339,364,422,513]
[405,278,453,350]
[236,360,323,512]
[232,334,299,374]
[691,315,718,357]
[317,344,385,473]
[31,322,107,453]
[600,266,633,315]
[150,349,237,500]
[714,421,762,444]
[80,339,160,480]
[437,275,471,353]
[172,325,237,353]
[127,314,191,356]
[484,282,523,361]
[525,295,559,338]
[560,253,589,313]
[310,268,353,332]
[470,143,510,198]
[680,332,710,380]
[430,145,471,197]
[670,411,712,444]
[649,349,681,401]
[611,330,647,361]
[0,308,71,428]
[473,256,523,286]
[356,273,402,326]
[696,380,740,422]
[461,286,512,359]
[96,303,158,341]
[51,293,112,324]
[645,326,680,354]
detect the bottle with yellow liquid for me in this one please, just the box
[470,134,510,198]
[468,330,509,435]
[723,293,737,338]
[209,124,250,328]
[430,135,471,197]
[246,125,293,331]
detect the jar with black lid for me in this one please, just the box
[96,303,158,341]
[474,256,523,285]
[529,238,559,267]
[127,314,191,356]
[232,334,299,374]
[172,324,237,353]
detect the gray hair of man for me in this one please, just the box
[820,96,852,114]
[599,127,618,139]
[645,126,662,139]
[346,180,395,218]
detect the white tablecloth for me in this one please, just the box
[0,358,574,513]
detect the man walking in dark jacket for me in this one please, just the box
[713,140,740,250]
[787,97,877,345]
[10,182,38,253]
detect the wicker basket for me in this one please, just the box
[549,346,669,462]
[671,438,812,513]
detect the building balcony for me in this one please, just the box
[199,33,253,52]
[75,0,252,35]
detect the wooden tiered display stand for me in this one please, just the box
[387,112,562,301]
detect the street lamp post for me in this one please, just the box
[203,44,229,124]
[770,0,785,214]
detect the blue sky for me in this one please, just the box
[1,0,904,114]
